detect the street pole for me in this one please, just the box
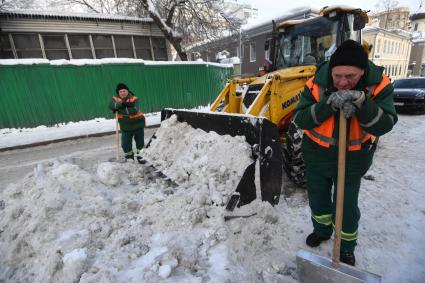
[239,27,243,75]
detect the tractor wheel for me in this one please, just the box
[282,120,306,187]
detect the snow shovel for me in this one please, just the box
[296,111,381,283]
[115,111,120,161]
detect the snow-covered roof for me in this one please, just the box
[242,7,318,34]
[363,26,412,39]
[0,9,153,23]
[0,58,234,68]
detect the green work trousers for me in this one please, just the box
[121,127,144,155]
[306,166,362,253]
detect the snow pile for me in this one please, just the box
[0,114,161,149]
[142,115,253,205]
[0,116,262,282]
[1,115,425,282]
[0,58,233,68]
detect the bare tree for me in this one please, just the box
[374,0,400,29]
[415,0,424,13]
[374,0,400,11]
[1,0,244,60]
[0,0,38,11]
[45,0,244,61]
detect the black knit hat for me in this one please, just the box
[116,83,129,94]
[329,40,368,70]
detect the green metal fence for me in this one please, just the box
[0,62,233,128]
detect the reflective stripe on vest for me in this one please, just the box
[114,95,145,120]
[113,96,138,103]
[117,112,144,119]
[304,74,390,151]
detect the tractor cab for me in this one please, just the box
[266,6,368,72]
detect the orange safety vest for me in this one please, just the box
[304,74,390,151]
[113,96,145,119]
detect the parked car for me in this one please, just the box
[392,77,425,113]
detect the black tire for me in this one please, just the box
[282,120,306,187]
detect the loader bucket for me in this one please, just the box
[161,108,283,208]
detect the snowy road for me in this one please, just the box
[0,127,157,190]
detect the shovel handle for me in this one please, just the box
[332,111,347,267]
[115,111,120,161]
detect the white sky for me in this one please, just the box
[242,0,423,26]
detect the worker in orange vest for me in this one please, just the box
[109,83,145,163]
[294,40,398,266]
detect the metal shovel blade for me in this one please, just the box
[296,249,381,283]
[161,108,283,207]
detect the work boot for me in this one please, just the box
[340,251,356,266]
[306,232,331,247]
[136,150,145,164]
[125,152,134,161]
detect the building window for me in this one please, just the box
[384,40,387,54]
[42,34,69,60]
[0,34,14,59]
[68,34,93,59]
[92,34,114,59]
[250,42,256,62]
[377,39,381,53]
[13,33,43,58]
[114,35,134,58]
[152,37,167,60]
[415,23,418,31]
[133,36,152,60]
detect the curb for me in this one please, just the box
[0,124,159,153]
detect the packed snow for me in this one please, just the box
[0,114,424,282]
[0,114,160,149]
[0,58,232,67]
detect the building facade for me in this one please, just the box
[371,7,411,31]
[363,27,412,80]
[188,8,319,75]
[409,12,425,76]
[0,10,170,60]
[224,0,258,23]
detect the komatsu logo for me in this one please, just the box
[282,93,301,110]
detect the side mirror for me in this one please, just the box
[353,14,366,30]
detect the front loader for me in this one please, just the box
[159,6,369,209]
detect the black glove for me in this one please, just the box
[122,101,134,107]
